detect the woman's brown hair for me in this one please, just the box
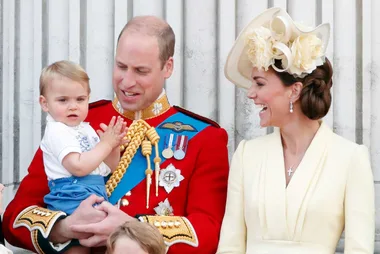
[272,57,333,120]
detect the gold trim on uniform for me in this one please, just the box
[13,206,66,238]
[31,230,45,254]
[159,122,197,132]
[112,94,171,120]
[138,215,198,247]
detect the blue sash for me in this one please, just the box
[108,112,210,204]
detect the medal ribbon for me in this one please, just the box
[108,112,210,204]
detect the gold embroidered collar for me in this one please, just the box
[112,94,171,120]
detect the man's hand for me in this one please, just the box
[70,201,136,247]
[49,195,107,243]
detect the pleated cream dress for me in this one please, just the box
[217,122,374,254]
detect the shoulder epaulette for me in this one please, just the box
[89,100,111,109]
[173,105,220,128]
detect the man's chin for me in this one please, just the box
[119,103,144,112]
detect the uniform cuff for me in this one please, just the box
[13,206,79,253]
[13,206,66,238]
[32,230,79,254]
[138,215,198,247]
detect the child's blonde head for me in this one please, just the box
[39,60,90,96]
[107,220,166,254]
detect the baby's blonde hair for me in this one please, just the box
[107,220,166,254]
[39,60,90,96]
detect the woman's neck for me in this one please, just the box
[280,117,320,156]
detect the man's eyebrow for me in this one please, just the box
[115,60,150,69]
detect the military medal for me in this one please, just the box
[162,134,174,159]
[154,198,174,216]
[159,164,184,193]
[174,135,188,160]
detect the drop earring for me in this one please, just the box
[290,101,293,113]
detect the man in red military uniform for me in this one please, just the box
[3,16,229,254]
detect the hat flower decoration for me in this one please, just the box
[225,8,330,88]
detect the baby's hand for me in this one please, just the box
[97,116,127,149]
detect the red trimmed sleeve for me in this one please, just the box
[2,149,73,253]
[168,127,229,254]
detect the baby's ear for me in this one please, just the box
[39,95,49,112]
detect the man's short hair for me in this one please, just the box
[39,60,90,96]
[117,16,175,68]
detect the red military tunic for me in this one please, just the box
[3,95,229,254]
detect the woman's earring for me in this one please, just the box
[289,101,293,113]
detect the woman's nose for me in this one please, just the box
[247,86,257,99]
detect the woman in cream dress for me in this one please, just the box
[217,8,375,254]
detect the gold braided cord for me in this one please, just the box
[141,139,152,157]
[154,144,161,196]
[146,127,162,197]
[142,139,152,208]
[106,120,150,197]
[143,126,162,197]
[146,127,160,144]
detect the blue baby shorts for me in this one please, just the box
[44,174,108,215]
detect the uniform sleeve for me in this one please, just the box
[2,149,76,254]
[344,145,375,254]
[216,140,247,254]
[141,127,230,254]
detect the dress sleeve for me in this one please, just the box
[344,145,375,254]
[216,140,247,254]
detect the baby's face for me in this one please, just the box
[0,183,4,214]
[40,76,89,127]
[111,237,148,254]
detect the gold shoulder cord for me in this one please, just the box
[105,119,162,209]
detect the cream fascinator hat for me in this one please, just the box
[225,7,330,89]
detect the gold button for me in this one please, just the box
[168,221,174,228]
[174,220,181,228]
[154,221,161,228]
[121,199,129,206]
[161,221,167,228]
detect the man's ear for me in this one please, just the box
[289,82,303,102]
[163,57,174,79]
[39,95,49,112]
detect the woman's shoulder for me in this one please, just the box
[326,131,370,169]
[329,131,365,153]
[245,131,276,145]
[236,132,276,154]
